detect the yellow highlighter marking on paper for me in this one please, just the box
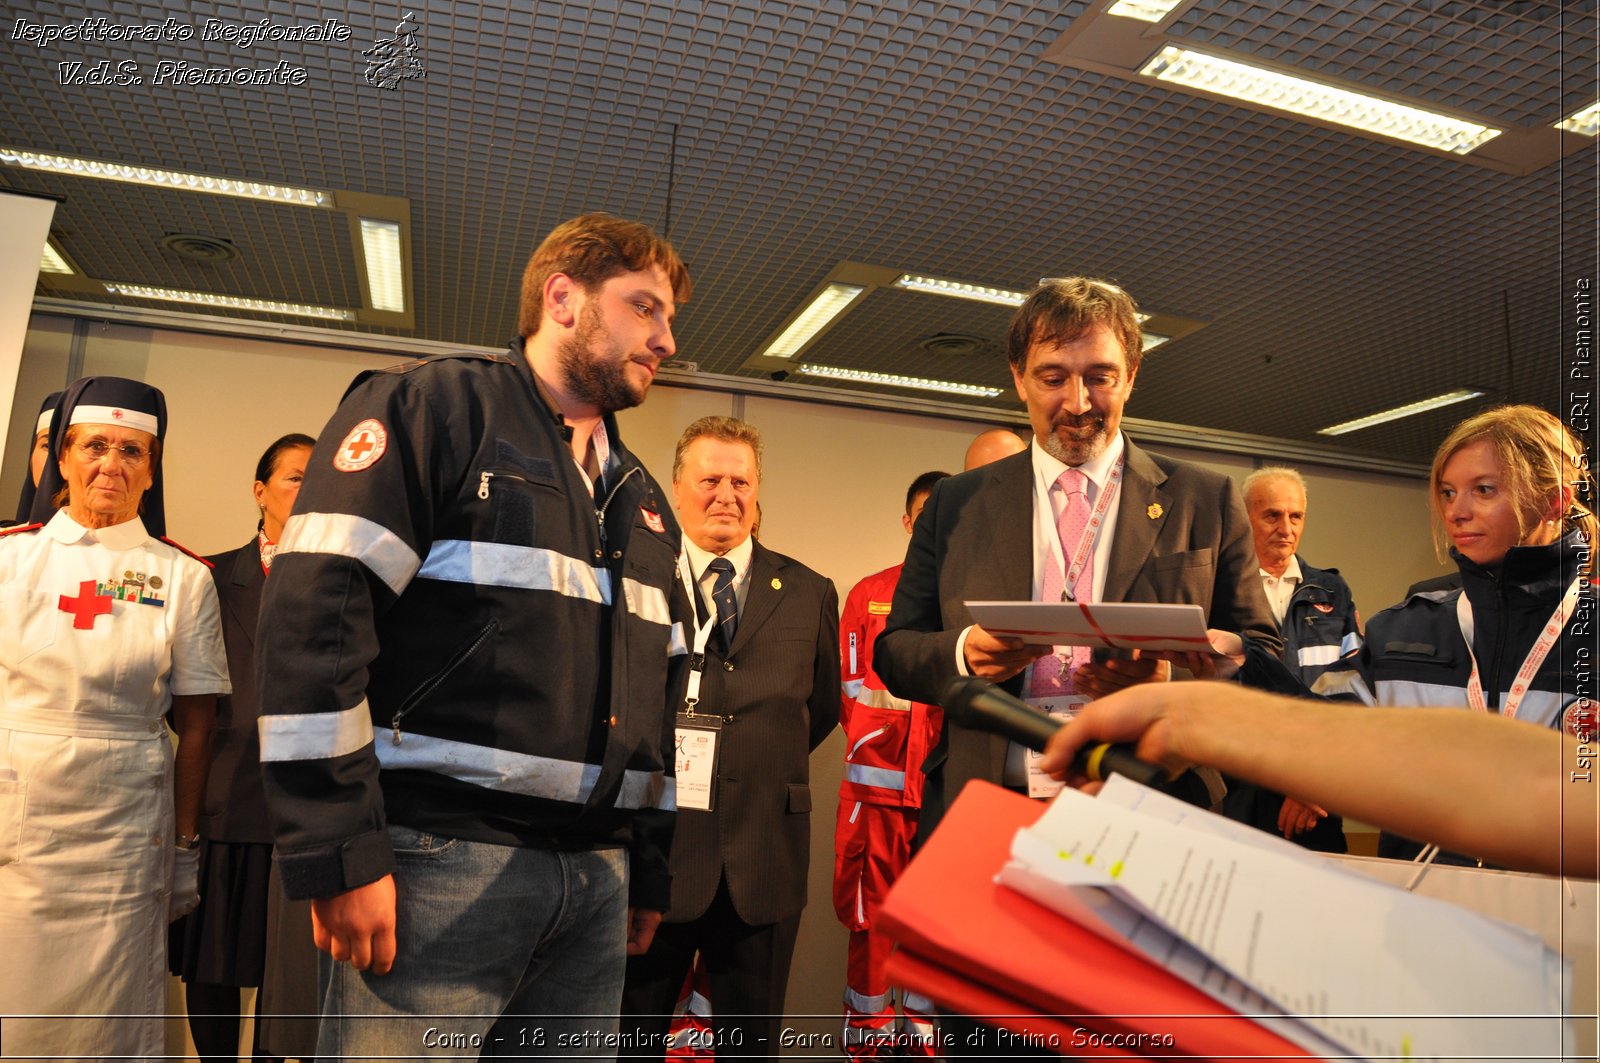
[1109,861,1124,879]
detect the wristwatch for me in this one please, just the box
[175,832,201,851]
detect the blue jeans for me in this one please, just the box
[316,825,630,1059]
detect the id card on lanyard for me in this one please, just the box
[675,553,723,811]
[1456,577,1583,719]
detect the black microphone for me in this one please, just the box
[939,675,1166,788]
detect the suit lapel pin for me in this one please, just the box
[1147,502,1164,520]
[770,577,782,590]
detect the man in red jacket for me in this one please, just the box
[835,470,950,1059]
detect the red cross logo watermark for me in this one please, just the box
[59,580,113,629]
[334,418,389,472]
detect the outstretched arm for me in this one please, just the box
[1039,681,1596,879]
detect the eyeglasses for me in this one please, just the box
[75,440,151,466]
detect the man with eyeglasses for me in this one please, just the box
[256,214,694,1055]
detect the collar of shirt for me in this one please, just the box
[681,533,755,618]
[1258,553,1303,624]
[529,368,612,495]
[45,509,150,550]
[1028,432,1126,602]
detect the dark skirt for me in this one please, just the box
[167,840,273,986]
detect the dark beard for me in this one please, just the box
[557,305,646,414]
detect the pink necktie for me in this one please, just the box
[1030,469,1093,698]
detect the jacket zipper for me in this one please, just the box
[390,618,500,744]
[594,465,642,551]
[478,469,540,500]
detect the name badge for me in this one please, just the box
[1023,695,1086,800]
[674,712,723,811]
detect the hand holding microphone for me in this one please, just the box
[938,675,1168,789]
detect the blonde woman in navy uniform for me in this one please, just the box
[0,376,228,1058]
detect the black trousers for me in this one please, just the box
[621,876,802,1060]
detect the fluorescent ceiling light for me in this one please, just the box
[894,273,1026,306]
[103,282,355,322]
[359,217,405,312]
[1108,0,1184,21]
[760,283,867,358]
[1316,389,1483,435]
[1140,46,1501,155]
[0,146,331,207]
[1556,101,1600,137]
[799,364,1002,398]
[39,241,72,275]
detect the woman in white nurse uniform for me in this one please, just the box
[0,376,226,1059]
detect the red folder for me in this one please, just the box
[878,781,1317,1060]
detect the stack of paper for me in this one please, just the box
[999,776,1570,1060]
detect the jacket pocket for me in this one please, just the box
[786,782,812,813]
[389,619,499,742]
[0,776,24,866]
[1148,550,1213,573]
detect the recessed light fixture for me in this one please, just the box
[1107,0,1184,21]
[1556,101,1600,137]
[1316,389,1484,436]
[103,282,355,322]
[359,218,405,312]
[893,274,1027,306]
[798,364,1002,398]
[896,272,1173,349]
[1140,47,1501,155]
[39,241,73,275]
[758,282,867,359]
[0,146,331,207]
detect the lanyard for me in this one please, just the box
[1455,577,1583,719]
[677,552,719,714]
[1046,458,1123,601]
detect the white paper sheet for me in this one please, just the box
[997,780,1570,1063]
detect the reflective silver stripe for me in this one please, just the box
[1340,631,1363,656]
[668,622,688,657]
[259,701,375,762]
[850,685,912,712]
[417,540,610,603]
[902,991,936,1014]
[622,577,671,626]
[620,769,675,812]
[846,763,906,790]
[1310,669,1376,705]
[280,512,421,596]
[844,987,892,1014]
[375,732,670,809]
[1372,680,1567,728]
[1297,644,1342,667]
[848,726,889,760]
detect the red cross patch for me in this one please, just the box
[1564,701,1597,742]
[59,580,113,629]
[334,419,388,472]
[641,507,665,534]
[111,408,125,420]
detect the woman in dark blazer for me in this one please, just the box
[169,433,318,1062]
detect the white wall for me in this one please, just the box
[7,315,1440,1043]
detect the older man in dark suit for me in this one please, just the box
[876,277,1282,849]
[622,415,839,1059]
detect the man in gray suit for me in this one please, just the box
[876,277,1281,847]
[622,415,839,1059]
